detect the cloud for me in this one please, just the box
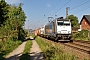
[5,0,21,4]
[47,3,50,7]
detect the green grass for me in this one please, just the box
[0,38,22,60]
[20,40,32,60]
[36,36,78,60]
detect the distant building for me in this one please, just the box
[80,15,90,31]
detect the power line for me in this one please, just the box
[70,0,90,10]
[43,0,71,26]
[70,0,86,10]
[52,0,71,16]
[40,0,62,27]
[75,5,90,14]
[51,0,62,10]
[60,0,90,18]
[41,0,90,28]
[62,6,90,18]
[68,0,90,15]
[45,0,62,17]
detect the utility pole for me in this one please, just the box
[66,7,70,19]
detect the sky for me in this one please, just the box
[5,0,90,30]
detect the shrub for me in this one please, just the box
[73,30,90,41]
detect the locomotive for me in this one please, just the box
[35,17,72,41]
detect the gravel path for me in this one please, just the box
[5,41,26,60]
[30,37,44,60]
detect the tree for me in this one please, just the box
[5,3,26,39]
[0,2,27,40]
[0,0,9,26]
[68,15,79,28]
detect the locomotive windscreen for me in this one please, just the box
[64,21,70,26]
[57,20,70,26]
[57,21,63,25]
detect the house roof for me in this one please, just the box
[80,15,90,24]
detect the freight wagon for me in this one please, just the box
[39,26,45,37]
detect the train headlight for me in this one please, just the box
[58,31,61,33]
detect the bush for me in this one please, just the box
[73,30,90,41]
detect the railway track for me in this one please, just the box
[44,38,90,54]
[73,40,90,47]
[41,36,90,60]
[58,40,90,54]
[63,42,90,54]
[42,37,90,59]
[73,40,90,43]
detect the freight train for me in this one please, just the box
[35,17,72,41]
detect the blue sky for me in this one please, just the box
[5,0,90,30]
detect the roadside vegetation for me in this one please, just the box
[72,30,90,41]
[36,36,78,60]
[0,0,27,60]
[0,38,22,60]
[20,40,32,60]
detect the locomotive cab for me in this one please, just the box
[56,20,72,39]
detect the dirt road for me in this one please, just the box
[4,36,44,60]
[30,36,44,60]
[5,41,26,60]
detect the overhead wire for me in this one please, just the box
[69,0,90,15]
[61,0,90,18]
[40,0,90,28]
[40,0,62,27]
[52,0,71,16]
[70,0,90,10]
[42,0,71,27]
[74,5,90,14]
[44,0,62,18]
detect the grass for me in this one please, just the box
[36,36,78,60]
[0,38,22,60]
[20,40,32,60]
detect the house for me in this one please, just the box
[80,15,90,31]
